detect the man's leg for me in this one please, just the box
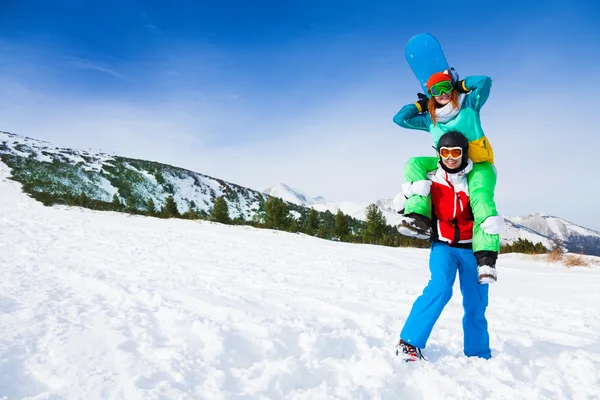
[468,162,500,283]
[457,248,491,359]
[400,242,458,348]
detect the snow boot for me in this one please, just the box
[475,250,498,284]
[397,213,431,239]
[396,339,426,362]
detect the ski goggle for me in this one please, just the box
[439,146,463,159]
[429,81,454,97]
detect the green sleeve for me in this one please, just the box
[402,156,438,218]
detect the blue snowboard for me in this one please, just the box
[405,33,450,95]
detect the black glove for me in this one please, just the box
[416,93,428,113]
[454,80,470,94]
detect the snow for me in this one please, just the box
[163,172,209,212]
[84,153,116,173]
[263,183,313,206]
[500,220,555,249]
[263,181,404,225]
[1,130,116,171]
[2,161,600,399]
[95,175,119,200]
[511,213,600,241]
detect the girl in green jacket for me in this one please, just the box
[393,71,502,283]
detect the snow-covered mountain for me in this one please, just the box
[263,183,326,207]
[501,218,556,249]
[0,131,268,220]
[263,182,364,216]
[510,213,600,256]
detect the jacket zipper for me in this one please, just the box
[446,174,461,245]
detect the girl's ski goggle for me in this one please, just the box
[439,146,463,159]
[429,81,454,97]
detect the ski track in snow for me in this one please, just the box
[1,162,600,400]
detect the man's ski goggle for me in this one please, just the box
[439,146,463,159]
[429,81,454,97]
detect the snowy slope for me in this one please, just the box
[510,213,600,256]
[2,160,600,400]
[0,131,267,219]
[500,219,556,249]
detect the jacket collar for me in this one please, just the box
[436,159,473,181]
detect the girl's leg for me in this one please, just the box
[403,156,438,219]
[467,162,500,253]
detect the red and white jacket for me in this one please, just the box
[427,160,474,246]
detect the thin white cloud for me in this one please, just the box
[68,58,127,80]
[144,24,162,33]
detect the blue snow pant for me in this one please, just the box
[400,241,491,359]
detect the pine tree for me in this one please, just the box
[501,239,549,254]
[307,208,319,235]
[146,198,156,216]
[125,196,136,211]
[233,215,246,225]
[362,204,387,245]
[197,209,209,220]
[288,218,300,233]
[211,196,231,224]
[112,194,122,209]
[162,195,180,218]
[264,197,290,230]
[334,210,350,241]
[317,225,331,239]
[78,191,89,207]
[534,242,548,254]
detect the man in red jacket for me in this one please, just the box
[396,131,500,361]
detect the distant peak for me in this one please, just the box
[262,183,328,207]
[263,182,295,194]
[273,182,292,190]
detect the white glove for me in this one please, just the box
[392,192,406,213]
[401,180,431,198]
[481,215,505,235]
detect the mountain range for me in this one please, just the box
[2,130,599,256]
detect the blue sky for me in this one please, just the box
[1,0,600,230]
